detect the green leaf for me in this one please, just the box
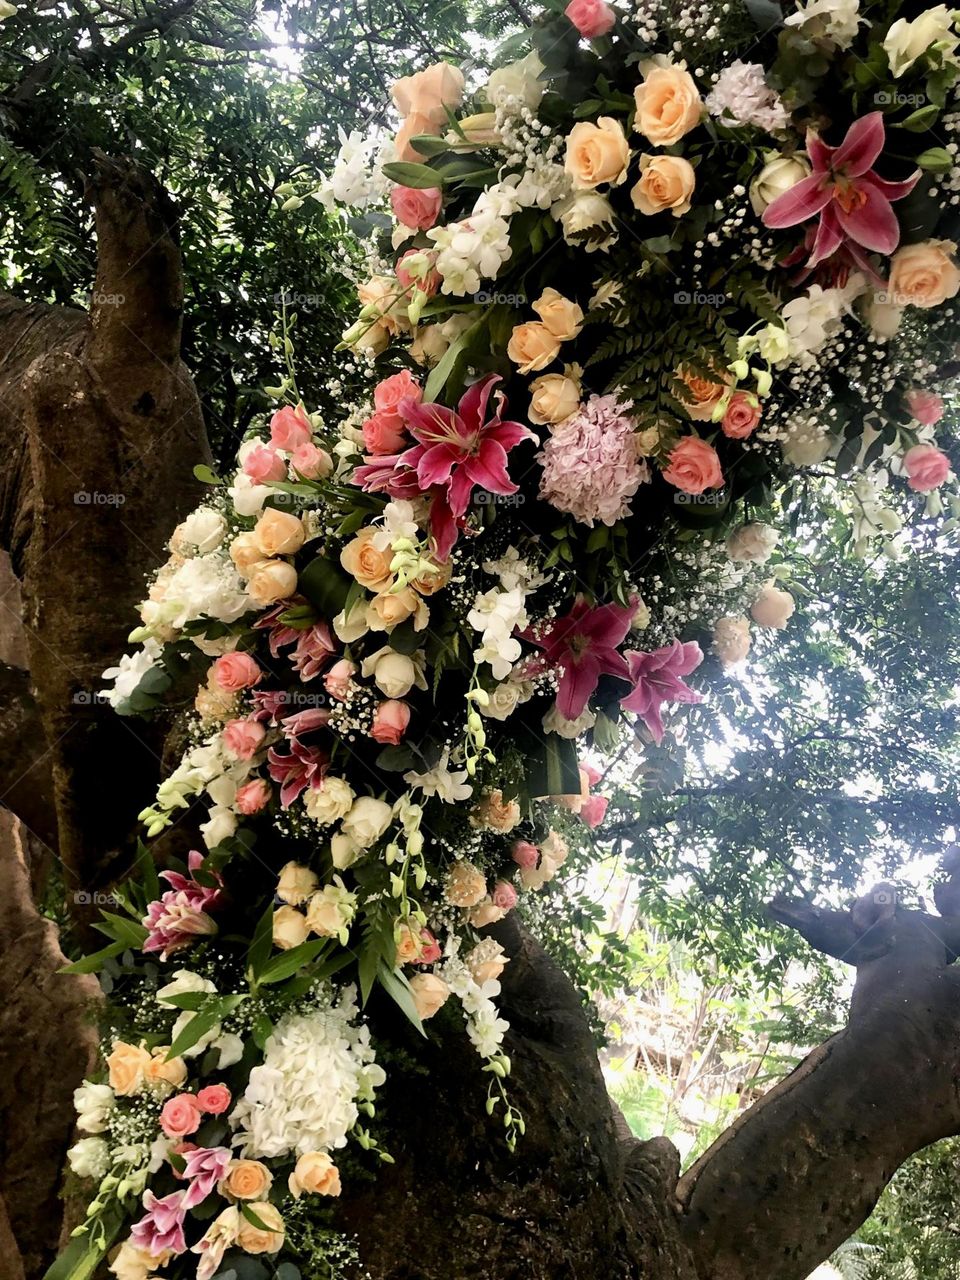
[257,937,331,985]
[247,900,275,981]
[298,555,352,618]
[423,318,482,403]
[60,940,127,974]
[380,161,443,189]
[917,146,953,172]
[92,911,148,949]
[895,104,940,132]
[526,732,581,798]
[193,463,221,485]
[133,840,160,903]
[387,618,421,655]
[377,962,426,1036]
[42,1202,125,1280]
[165,996,246,1059]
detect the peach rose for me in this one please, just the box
[288,1151,342,1199]
[634,64,702,146]
[888,239,960,308]
[507,321,562,375]
[269,405,312,451]
[220,1159,274,1202]
[106,1041,151,1096]
[528,371,581,425]
[145,1048,187,1092]
[324,658,358,700]
[721,391,762,440]
[410,557,452,596]
[750,583,796,629]
[362,411,408,456]
[472,789,521,832]
[469,898,508,927]
[212,652,261,691]
[273,905,310,950]
[396,248,441,296]
[374,369,422,423]
[340,528,393,591]
[409,971,451,1020]
[532,288,584,341]
[253,508,304,557]
[277,860,319,905]
[236,1201,284,1255]
[903,443,951,492]
[196,1083,232,1115]
[630,153,695,217]
[289,442,332,479]
[229,531,264,576]
[370,699,411,745]
[564,116,631,189]
[392,62,465,160]
[366,587,426,631]
[357,275,409,335]
[222,718,266,760]
[246,559,298,607]
[713,615,751,668]
[391,185,443,230]
[662,437,724,494]
[676,365,729,421]
[466,939,509,984]
[236,779,271,814]
[444,859,488,908]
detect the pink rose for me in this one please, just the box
[212,652,261,692]
[581,763,602,787]
[903,443,951,492]
[236,778,271,814]
[374,370,422,424]
[390,185,443,230]
[243,444,286,483]
[160,1093,202,1139]
[396,249,440,297]
[324,658,357,701]
[906,389,944,426]
[511,840,539,869]
[662,436,724,495]
[269,405,312,452]
[565,0,616,37]
[579,795,609,828]
[196,1084,232,1115]
[289,442,333,479]
[418,928,442,964]
[370,699,411,745]
[362,411,409,456]
[222,718,266,760]
[721,391,762,440]
[491,880,518,911]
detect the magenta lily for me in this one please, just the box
[620,640,703,744]
[762,113,920,269]
[522,596,635,722]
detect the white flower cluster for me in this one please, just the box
[441,954,510,1059]
[230,987,385,1158]
[102,639,162,709]
[468,586,529,679]
[314,126,395,210]
[705,61,790,133]
[780,275,866,365]
[427,206,513,296]
[144,729,256,844]
[157,970,244,1065]
[784,0,863,49]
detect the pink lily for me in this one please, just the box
[142,851,223,959]
[181,1146,232,1209]
[267,738,329,807]
[130,1189,188,1257]
[762,113,920,269]
[620,640,703,744]
[522,596,635,722]
[291,621,338,681]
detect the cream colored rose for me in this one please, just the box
[631,153,696,217]
[532,288,584,341]
[749,153,811,216]
[507,321,562,375]
[106,1041,151,1096]
[253,508,305,557]
[528,371,581,425]
[864,293,904,339]
[409,971,451,1020]
[272,905,310,950]
[172,508,226,557]
[341,796,394,848]
[486,51,546,111]
[479,680,527,720]
[472,789,520,833]
[559,190,618,251]
[288,1151,342,1198]
[888,239,960,309]
[330,832,362,870]
[304,776,355,825]
[366,587,427,631]
[469,898,508,927]
[277,861,319,906]
[392,61,465,124]
[220,1159,274,1202]
[236,1201,284,1255]
[564,116,631,189]
[466,939,508,985]
[458,111,500,145]
[145,1048,187,1091]
[634,64,702,146]
[676,365,729,421]
[246,559,298,606]
[725,523,778,563]
[712,615,751,667]
[364,649,418,698]
[884,5,958,77]
[444,859,488,908]
[750,583,796,629]
[230,531,264,577]
[341,528,394,590]
[395,922,424,964]
[109,1241,172,1280]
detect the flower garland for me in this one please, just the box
[58,1,960,1277]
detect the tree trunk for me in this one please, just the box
[1,156,959,1280]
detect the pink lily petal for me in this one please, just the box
[557,653,601,721]
[806,130,834,173]
[807,203,845,267]
[467,437,517,494]
[860,169,921,202]
[489,418,537,453]
[762,174,832,229]
[831,111,885,177]
[415,441,462,487]
[428,491,458,561]
[446,465,477,518]
[458,375,498,430]
[834,183,901,254]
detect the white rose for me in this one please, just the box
[559,191,618,252]
[363,649,417,698]
[486,51,545,110]
[200,804,237,849]
[884,5,958,77]
[542,703,596,739]
[863,293,903,339]
[174,507,227,556]
[480,681,523,721]
[749,152,811,216]
[725,523,779,563]
[73,1081,115,1134]
[341,796,393,848]
[67,1137,109,1180]
[333,605,369,643]
[330,832,362,870]
[304,776,355,824]
[276,861,319,906]
[781,425,832,466]
[228,471,272,518]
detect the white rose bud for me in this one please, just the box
[749,153,812,216]
[341,796,393,849]
[304,777,355,825]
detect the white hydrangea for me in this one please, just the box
[101,639,162,709]
[67,1136,109,1180]
[73,1081,116,1134]
[230,988,385,1158]
[146,554,250,631]
[705,61,790,133]
[467,587,528,680]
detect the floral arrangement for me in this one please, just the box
[58,0,960,1277]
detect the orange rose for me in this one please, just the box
[888,239,960,308]
[366,587,427,631]
[675,364,730,421]
[631,154,696,217]
[633,63,702,146]
[252,508,305,557]
[392,62,465,161]
[564,117,631,189]
[507,322,561,375]
[340,528,393,591]
[410,557,451,595]
[236,1201,284,1255]
[106,1041,151,1096]
[532,288,584,341]
[220,1160,274,1202]
[288,1151,342,1198]
[145,1048,187,1091]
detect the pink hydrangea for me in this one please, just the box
[538,395,650,527]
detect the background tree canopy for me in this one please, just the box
[1,5,959,1279]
